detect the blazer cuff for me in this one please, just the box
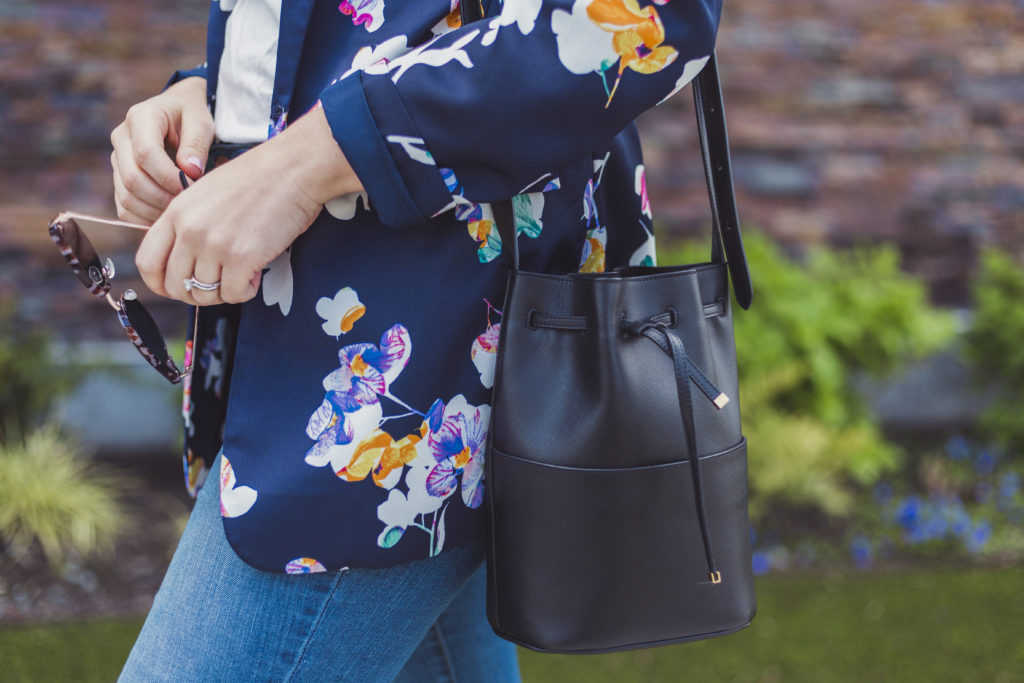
[319,72,454,229]
[164,64,208,92]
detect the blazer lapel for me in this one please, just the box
[270,0,317,132]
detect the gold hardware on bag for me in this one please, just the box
[709,571,723,584]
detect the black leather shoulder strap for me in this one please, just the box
[460,0,482,23]
[692,55,752,309]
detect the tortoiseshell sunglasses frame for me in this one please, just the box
[48,200,198,384]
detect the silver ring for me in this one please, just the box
[183,277,221,292]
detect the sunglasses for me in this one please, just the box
[48,171,197,384]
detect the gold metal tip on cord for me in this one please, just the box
[713,393,730,409]
[709,571,722,584]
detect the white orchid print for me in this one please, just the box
[316,286,366,338]
[262,248,293,316]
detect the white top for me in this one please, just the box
[214,0,283,143]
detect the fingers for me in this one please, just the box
[148,207,253,306]
[124,104,187,196]
[136,219,176,298]
[110,114,178,225]
[176,104,215,181]
[163,250,257,307]
[111,80,214,224]
[164,240,198,304]
[110,151,167,225]
[220,260,261,305]
[189,260,223,307]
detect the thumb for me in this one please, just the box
[175,105,214,181]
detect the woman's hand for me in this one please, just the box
[135,105,363,306]
[110,76,214,225]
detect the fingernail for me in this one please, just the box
[187,156,204,176]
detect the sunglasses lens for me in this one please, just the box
[118,291,182,384]
[49,218,111,295]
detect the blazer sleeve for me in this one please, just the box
[164,64,209,91]
[319,0,721,229]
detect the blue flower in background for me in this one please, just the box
[895,496,922,532]
[998,472,1020,501]
[945,435,971,461]
[974,450,998,475]
[850,536,873,569]
[939,495,966,520]
[751,552,771,576]
[965,520,992,554]
[923,511,948,540]
[950,506,971,537]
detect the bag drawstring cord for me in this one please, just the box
[624,316,728,585]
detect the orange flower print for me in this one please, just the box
[334,426,424,489]
[467,215,501,263]
[444,3,461,30]
[285,557,328,574]
[553,0,678,108]
[578,179,607,273]
[579,227,607,273]
[587,0,678,106]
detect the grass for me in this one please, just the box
[1,568,1021,682]
[0,620,143,683]
[519,566,1024,683]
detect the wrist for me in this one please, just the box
[275,105,363,206]
[165,75,207,103]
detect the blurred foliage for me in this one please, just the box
[0,298,123,570]
[0,426,125,568]
[660,233,956,521]
[963,249,1024,454]
[0,299,76,443]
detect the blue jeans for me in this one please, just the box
[120,455,520,682]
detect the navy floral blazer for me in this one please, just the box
[174,0,722,573]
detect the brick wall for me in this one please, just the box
[2,0,1021,342]
[643,0,1023,305]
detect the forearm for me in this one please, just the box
[166,75,207,101]
[271,104,365,207]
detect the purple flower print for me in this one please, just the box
[322,324,410,408]
[424,395,489,508]
[305,325,411,465]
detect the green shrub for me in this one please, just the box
[0,426,125,567]
[0,299,75,443]
[964,249,1024,453]
[659,233,956,520]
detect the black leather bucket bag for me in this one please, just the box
[482,53,757,653]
